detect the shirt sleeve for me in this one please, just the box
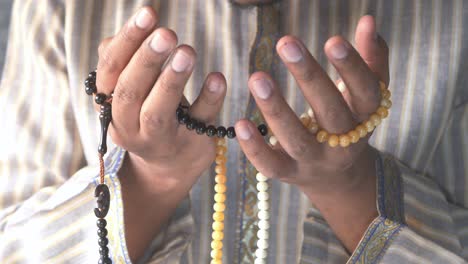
[301,103,468,263]
[0,0,194,263]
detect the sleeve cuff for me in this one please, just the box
[96,147,194,264]
[348,151,405,263]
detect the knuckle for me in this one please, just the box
[136,49,159,68]
[99,49,121,74]
[264,103,283,121]
[324,105,342,121]
[141,111,167,131]
[288,137,311,159]
[296,67,321,83]
[158,75,178,95]
[120,25,140,44]
[114,77,142,104]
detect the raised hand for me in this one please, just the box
[235,15,389,252]
[94,7,226,261]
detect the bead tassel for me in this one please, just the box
[210,138,228,264]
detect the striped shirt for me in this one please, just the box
[0,0,467,263]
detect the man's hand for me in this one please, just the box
[235,15,389,252]
[95,7,226,261]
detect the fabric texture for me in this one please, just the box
[0,0,467,263]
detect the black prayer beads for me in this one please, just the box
[84,70,113,264]
[176,105,268,139]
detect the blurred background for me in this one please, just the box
[0,0,13,76]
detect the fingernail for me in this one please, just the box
[330,43,348,60]
[252,79,272,100]
[208,78,222,93]
[237,123,252,140]
[281,42,303,63]
[150,32,171,53]
[171,50,192,73]
[135,9,154,29]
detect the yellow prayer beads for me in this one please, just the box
[309,81,392,148]
[210,138,227,263]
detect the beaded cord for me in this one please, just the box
[269,81,392,148]
[254,172,270,264]
[85,70,113,264]
[210,138,228,264]
[176,105,268,139]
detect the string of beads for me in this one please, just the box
[269,81,392,148]
[85,70,113,264]
[176,105,268,138]
[210,138,228,264]
[254,172,270,264]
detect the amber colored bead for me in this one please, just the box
[328,134,339,147]
[381,89,391,100]
[214,183,227,193]
[215,155,227,164]
[316,130,329,143]
[300,114,311,127]
[370,114,382,126]
[214,193,226,203]
[364,120,375,132]
[380,98,392,108]
[211,259,222,264]
[215,165,226,174]
[211,249,223,260]
[212,231,224,240]
[212,221,224,231]
[211,240,223,250]
[213,212,225,221]
[379,81,386,91]
[214,202,226,212]
[356,125,367,138]
[215,174,226,184]
[216,145,227,155]
[309,123,319,134]
[339,134,351,147]
[348,130,360,143]
[377,107,389,118]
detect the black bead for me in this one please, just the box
[89,71,96,80]
[178,113,190,125]
[85,85,97,95]
[258,124,268,136]
[186,118,197,130]
[176,107,184,118]
[95,93,107,105]
[206,125,217,137]
[98,237,109,246]
[196,122,206,135]
[217,126,227,138]
[97,219,107,228]
[227,127,236,138]
[97,228,108,237]
[99,246,109,256]
[98,257,112,264]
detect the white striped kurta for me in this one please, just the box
[0,0,467,263]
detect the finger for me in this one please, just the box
[276,36,355,134]
[248,72,317,161]
[140,45,196,136]
[96,7,158,95]
[355,15,389,84]
[324,36,380,118]
[190,72,227,123]
[112,28,178,134]
[235,119,293,181]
